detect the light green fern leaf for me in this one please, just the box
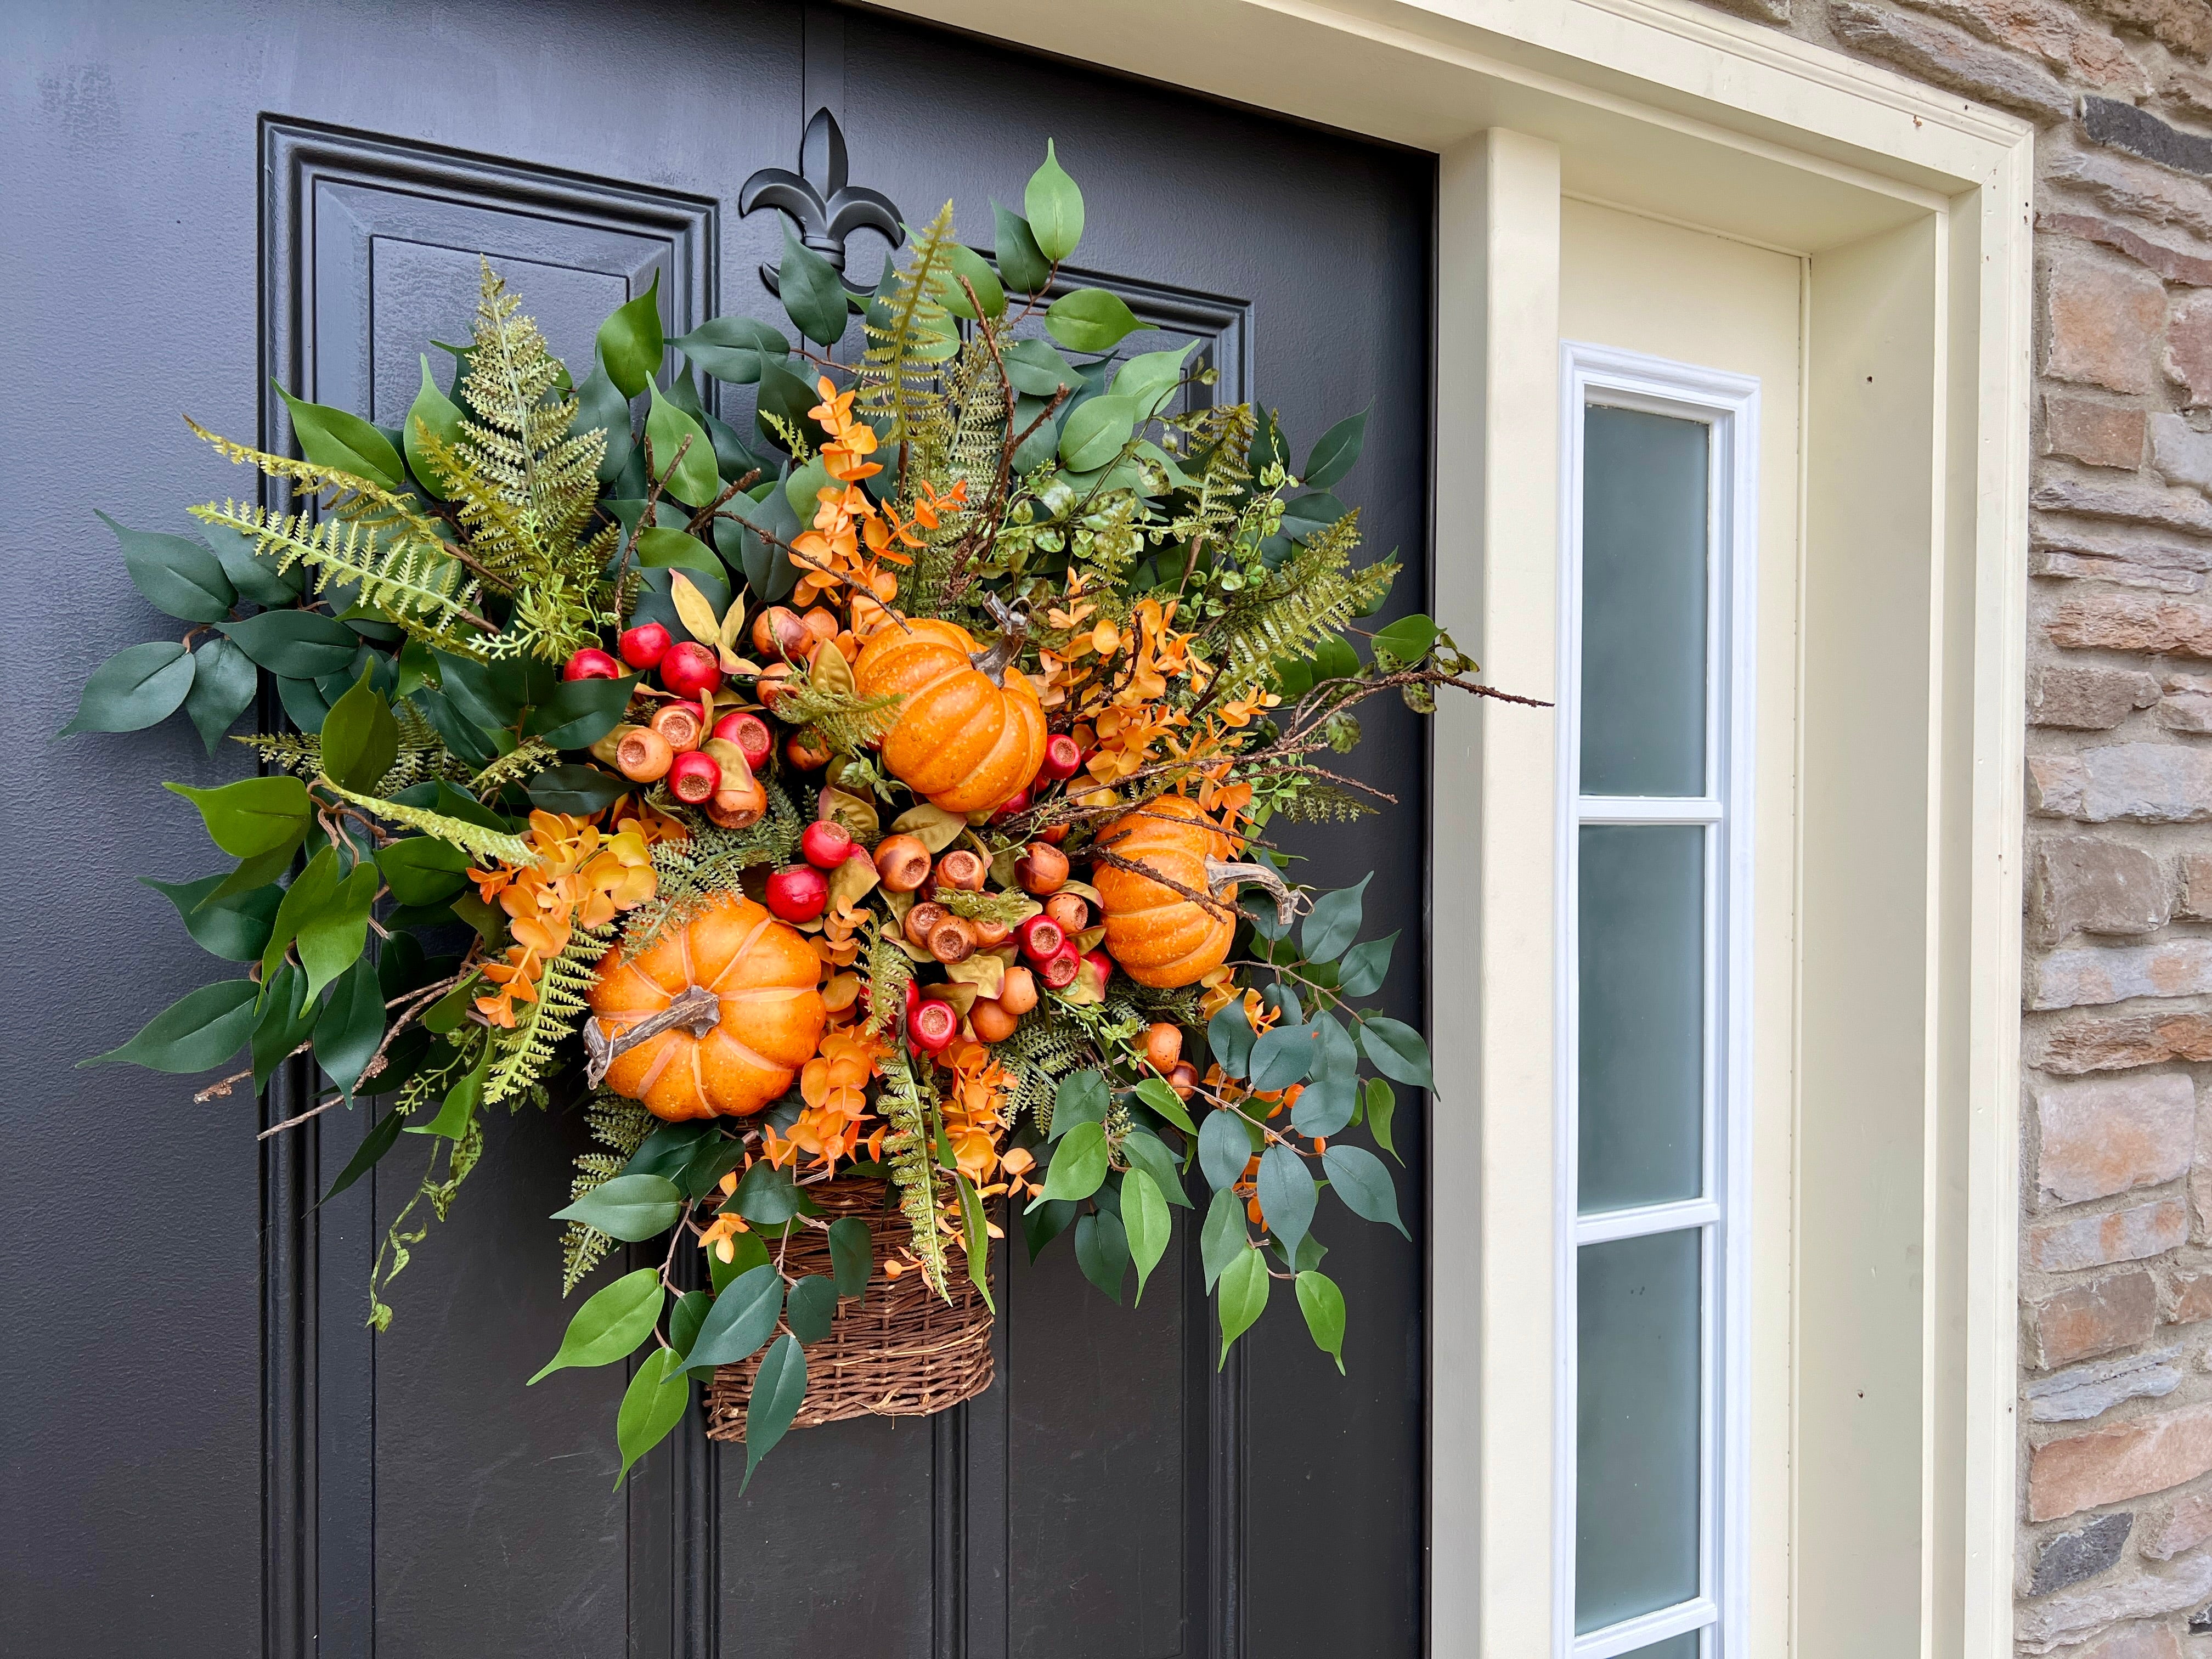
[878,1049,951,1297]
[320,778,535,865]
[857,203,958,449]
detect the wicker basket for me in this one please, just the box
[703,1177,994,1441]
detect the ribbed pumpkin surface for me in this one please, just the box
[587,893,826,1121]
[1093,796,1237,988]
[853,618,1046,813]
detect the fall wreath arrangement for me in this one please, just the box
[74,144,1524,1486]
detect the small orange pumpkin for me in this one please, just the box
[587,893,826,1121]
[1093,796,1238,988]
[852,618,1046,813]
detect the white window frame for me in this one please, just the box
[1554,343,1760,1659]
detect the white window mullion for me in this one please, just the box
[1558,342,1759,1659]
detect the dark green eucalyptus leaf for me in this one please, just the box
[373,837,471,906]
[528,1267,663,1383]
[1025,1197,1077,1261]
[97,511,234,622]
[1368,613,1438,666]
[1023,140,1084,262]
[1216,1246,1269,1367]
[675,314,791,385]
[272,382,403,489]
[731,1160,803,1225]
[1045,287,1142,355]
[166,774,312,859]
[1123,1167,1171,1306]
[718,485,799,602]
[754,360,831,453]
[1278,492,1347,544]
[777,222,851,347]
[741,1334,808,1489]
[1120,1127,1192,1210]
[1257,1143,1317,1264]
[1074,1207,1129,1304]
[785,1276,839,1345]
[1321,1143,1408,1237]
[1003,343,1078,404]
[60,641,195,735]
[410,686,497,768]
[182,637,257,753]
[313,957,386,1098]
[664,362,708,421]
[1011,394,1061,473]
[624,1121,712,1181]
[319,672,399,792]
[82,978,258,1073]
[1058,393,1138,472]
[613,1347,690,1489]
[1198,1108,1252,1193]
[275,673,335,735]
[669,1289,712,1360]
[220,610,360,678]
[939,243,1006,320]
[528,764,624,815]
[1291,1075,1359,1141]
[1301,410,1368,491]
[200,517,301,607]
[1359,1017,1434,1090]
[250,961,318,1085]
[645,385,720,509]
[1037,1120,1108,1203]
[1206,1000,1256,1077]
[991,202,1052,294]
[1301,873,1371,963]
[1200,1188,1246,1291]
[144,872,281,961]
[1049,1070,1109,1141]
[687,1263,783,1373]
[1250,409,1285,478]
[403,354,469,496]
[1336,930,1397,998]
[1295,1269,1347,1373]
[552,1173,684,1242]
[1248,1023,1317,1093]
[596,270,665,400]
[1110,345,1195,417]
[707,1229,773,1295]
[575,355,636,484]
[319,1103,406,1206]
[828,1216,873,1300]
[528,675,638,751]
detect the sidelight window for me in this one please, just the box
[1556,346,1758,1659]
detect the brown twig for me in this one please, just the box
[1087,845,1237,922]
[684,469,763,541]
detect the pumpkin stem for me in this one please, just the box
[968,591,1031,686]
[1205,856,1308,928]
[582,983,723,1088]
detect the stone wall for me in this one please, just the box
[1684,0,2212,1650]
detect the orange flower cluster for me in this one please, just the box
[936,1038,1018,1196]
[762,1026,887,1173]
[1041,588,1208,789]
[791,377,967,618]
[467,805,677,1026]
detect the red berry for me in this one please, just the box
[801,820,855,870]
[563,647,621,681]
[661,641,722,697]
[1085,950,1113,981]
[667,748,721,804]
[712,710,772,770]
[1039,732,1082,781]
[1038,944,1082,990]
[905,979,921,1021]
[617,623,672,670]
[990,787,1030,823]
[908,997,958,1054]
[1016,913,1065,962]
[764,864,828,922]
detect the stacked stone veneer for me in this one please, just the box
[1680,0,2212,1650]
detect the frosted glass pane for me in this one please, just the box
[1623,1635,1701,1659]
[1578,826,1704,1211]
[1581,405,1708,796]
[1577,1230,1702,1633]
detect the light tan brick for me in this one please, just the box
[2172,292,2212,410]
[2030,940,2212,1009]
[2049,595,2212,658]
[2177,853,2212,921]
[2027,1199,2190,1271]
[2029,744,2212,824]
[2035,1073,2195,1200]
[2033,1010,2212,1074]
[2045,251,2172,394]
[2029,835,2169,942]
[2049,394,2150,470]
[2027,1270,2162,1369]
[2029,1400,2212,1520]
[2143,1487,2212,1559]
[2165,1268,2212,1325]
[2030,667,2165,731]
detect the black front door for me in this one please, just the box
[3,4,1433,1654]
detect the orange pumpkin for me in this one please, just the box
[587,893,826,1121]
[852,618,1046,813]
[1093,796,1238,988]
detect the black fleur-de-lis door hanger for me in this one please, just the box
[740,108,905,298]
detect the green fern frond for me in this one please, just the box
[770,682,903,755]
[933,886,1033,927]
[185,415,448,540]
[188,500,492,658]
[236,704,466,793]
[1263,781,1375,823]
[879,1049,951,1297]
[856,204,958,449]
[470,738,555,797]
[563,1093,654,1293]
[861,918,916,1040]
[484,924,606,1110]
[1209,512,1394,686]
[319,778,535,865]
[616,787,805,956]
[996,1010,1100,1134]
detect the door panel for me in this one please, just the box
[3,4,1431,1654]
